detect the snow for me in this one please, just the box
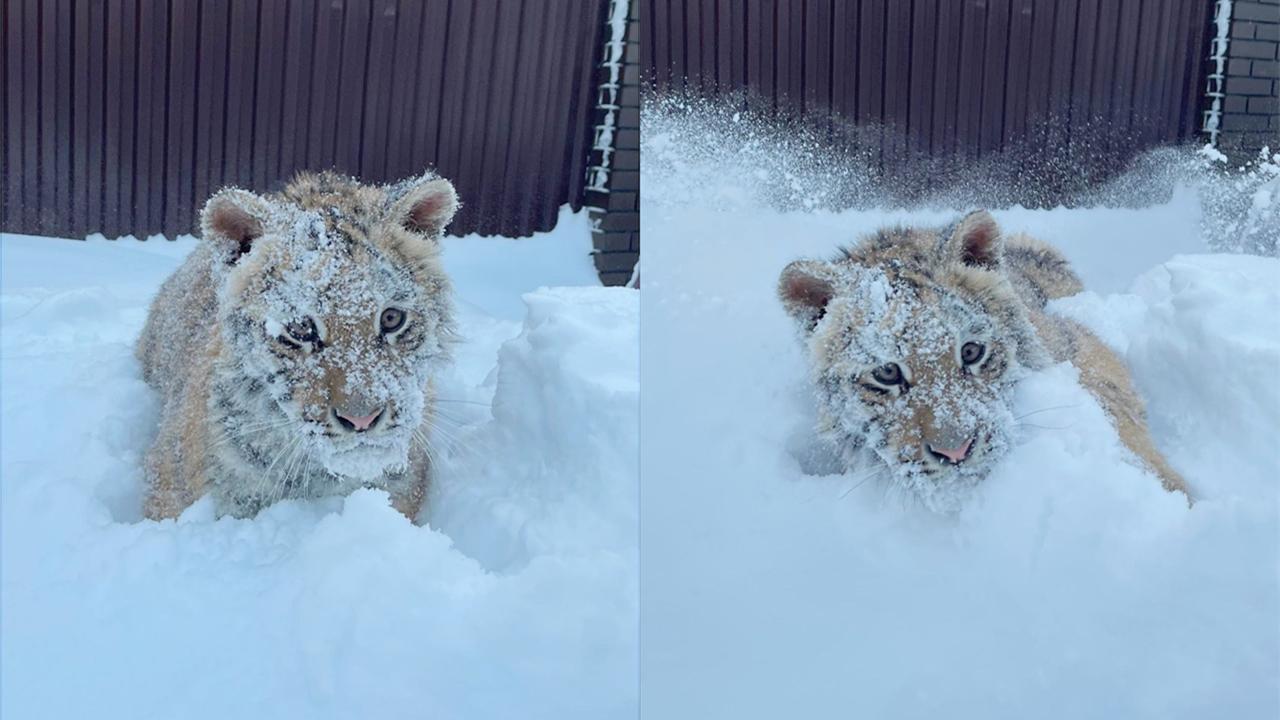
[0,208,637,719]
[641,124,1279,716]
[1199,146,1280,255]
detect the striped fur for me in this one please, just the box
[138,171,458,520]
[779,211,1189,510]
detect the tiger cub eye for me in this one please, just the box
[871,362,903,385]
[380,307,406,333]
[286,317,318,343]
[961,341,986,366]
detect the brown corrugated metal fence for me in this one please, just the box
[643,0,1213,198]
[2,0,607,239]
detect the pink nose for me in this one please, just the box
[336,408,382,432]
[928,437,973,464]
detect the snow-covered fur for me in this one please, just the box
[137,171,459,519]
[779,211,1189,511]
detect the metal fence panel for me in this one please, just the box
[644,0,1213,199]
[1,0,607,239]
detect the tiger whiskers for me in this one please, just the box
[839,462,888,499]
[1013,404,1078,421]
[209,418,298,449]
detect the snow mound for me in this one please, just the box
[1,218,637,719]
[433,287,639,574]
[1055,254,1280,499]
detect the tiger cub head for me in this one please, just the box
[201,171,459,480]
[778,211,1049,511]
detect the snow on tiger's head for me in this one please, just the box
[778,211,1049,512]
[199,171,459,479]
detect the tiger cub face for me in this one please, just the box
[779,212,1048,511]
[204,172,458,481]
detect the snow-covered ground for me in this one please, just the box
[641,125,1279,717]
[0,207,638,719]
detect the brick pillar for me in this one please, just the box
[584,0,640,287]
[1217,1,1280,162]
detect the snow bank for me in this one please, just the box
[641,168,1279,715]
[0,212,637,719]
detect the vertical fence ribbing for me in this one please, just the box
[643,0,1211,197]
[0,0,611,239]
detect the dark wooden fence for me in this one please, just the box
[643,0,1214,198]
[2,0,607,239]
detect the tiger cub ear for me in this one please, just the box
[201,188,273,265]
[389,174,459,240]
[945,210,1003,269]
[778,260,837,331]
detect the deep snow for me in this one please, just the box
[0,207,638,719]
[641,129,1280,716]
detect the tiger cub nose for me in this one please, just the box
[926,437,974,465]
[333,407,384,432]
